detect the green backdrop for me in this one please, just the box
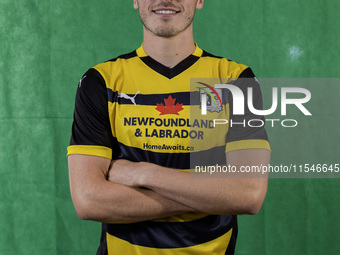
[1,0,339,254]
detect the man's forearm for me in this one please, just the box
[109,149,270,215]
[68,155,195,224]
[76,181,195,223]
[138,167,267,215]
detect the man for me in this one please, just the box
[67,0,271,254]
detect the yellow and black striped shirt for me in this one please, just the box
[68,44,270,255]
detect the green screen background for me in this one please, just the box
[1,0,339,254]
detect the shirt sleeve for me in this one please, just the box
[67,68,114,159]
[225,67,271,152]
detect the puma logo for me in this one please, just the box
[79,75,86,88]
[118,91,140,106]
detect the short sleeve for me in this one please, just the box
[67,68,114,159]
[225,68,271,152]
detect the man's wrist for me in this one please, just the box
[137,162,157,188]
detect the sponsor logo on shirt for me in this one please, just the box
[155,95,184,115]
[118,91,140,106]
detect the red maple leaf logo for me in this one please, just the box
[155,95,184,115]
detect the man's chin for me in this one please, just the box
[146,26,179,38]
[154,29,179,38]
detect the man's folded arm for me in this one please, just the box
[108,148,270,215]
[68,154,195,224]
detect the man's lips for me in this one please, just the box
[153,8,180,15]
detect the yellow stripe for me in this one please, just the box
[136,44,148,57]
[107,228,232,255]
[220,58,248,78]
[192,43,203,57]
[225,139,271,153]
[67,145,112,159]
[137,43,203,58]
[151,211,208,223]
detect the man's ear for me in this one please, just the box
[196,0,204,10]
[133,0,139,9]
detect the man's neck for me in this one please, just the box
[142,27,196,69]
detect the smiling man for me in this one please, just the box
[67,1,271,254]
